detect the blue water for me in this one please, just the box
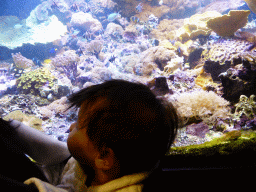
[0,0,41,19]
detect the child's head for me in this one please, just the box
[67,79,178,178]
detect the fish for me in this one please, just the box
[159,0,163,5]
[32,58,43,67]
[49,48,57,54]
[107,12,121,22]
[136,3,143,12]
[44,59,52,64]
[130,16,140,23]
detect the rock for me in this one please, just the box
[147,76,170,95]
[186,122,210,138]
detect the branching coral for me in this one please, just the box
[170,90,231,125]
[12,52,35,69]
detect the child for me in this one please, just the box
[0,79,178,191]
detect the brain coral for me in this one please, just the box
[16,67,57,95]
[202,39,254,66]
[51,50,80,68]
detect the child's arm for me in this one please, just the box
[9,119,71,165]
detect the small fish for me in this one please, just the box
[159,0,163,5]
[107,12,121,22]
[49,48,57,54]
[130,16,140,23]
[136,3,143,12]
[32,58,42,67]
[44,59,52,64]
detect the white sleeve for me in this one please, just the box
[9,120,71,165]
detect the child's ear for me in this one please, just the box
[95,148,115,170]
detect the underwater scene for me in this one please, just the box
[1,0,256,156]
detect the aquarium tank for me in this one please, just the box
[1,0,256,159]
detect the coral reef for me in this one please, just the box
[202,39,255,80]
[104,23,124,39]
[219,62,256,103]
[163,56,184,75]
[176,11,222,42]
[234,95,256,119]
[150,19,184,41]
[135,46,177,76]
[39,96,69,119]
[51,50,80,69]
[3,110,43,131]
[70,11,103,34]
[16,67,57,95]
[169,89,231,125]
[12,52,35,69]
[206,10,250,37]
[86,40,103,58]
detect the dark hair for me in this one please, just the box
[68,79,179,176]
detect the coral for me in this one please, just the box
[164,56,184,75]
[39,96,69,119]
[16,67,57,95]
[104,23,124,39]
[219,63,256,103]
[3,110,43,131]
[176,11,222,42]
[150,19,184,41]
[194,68,219,90]
[170,90,231,125]
[123,24,139,41]
[70,12,103,34]
[206,10,250,37]
[201,39,255,79]
[135,46,177,76]
[12,52,35,69]
[86,40,103,58]
[234,95,256,119]
[51,50,80,68]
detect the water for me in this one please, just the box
[0,0,256,147]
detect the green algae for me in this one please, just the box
[168,130,256,156]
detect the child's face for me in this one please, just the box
[67,109,100,169]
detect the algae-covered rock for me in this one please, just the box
[3,110,43,131]
[168,130,256,156]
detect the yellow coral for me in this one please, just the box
[176,11,222,42]
[17,67,56,95]
[207,10,250,37]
